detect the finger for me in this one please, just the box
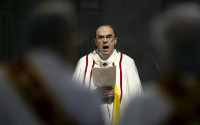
[99,87,113,90]
[100,89,114,93]
[102,91,112,94]
[102,92,114,97]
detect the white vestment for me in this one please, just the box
[73,49,143,125]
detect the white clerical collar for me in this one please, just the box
[91,49,118,67]
[97,49,114,61]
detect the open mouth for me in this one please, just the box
[102,45,109,52]
[103,46,109,49]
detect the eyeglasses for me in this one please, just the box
[96,34,115,41]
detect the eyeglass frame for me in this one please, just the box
[95,34,117,41]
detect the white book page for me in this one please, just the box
[92,66,116,87]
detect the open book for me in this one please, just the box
[92,66,116,87]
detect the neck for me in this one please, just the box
[98,49,114,61]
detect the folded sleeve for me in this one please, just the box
[72,57,85,84]
[126,58,143,97]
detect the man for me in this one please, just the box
[73,25,143,125]
[0,1,103,125]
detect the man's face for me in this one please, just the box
[95,26,117,55]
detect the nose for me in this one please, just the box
[103,37,108,43]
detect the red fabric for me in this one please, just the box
[112,62,115,66]
[89,60,95,88]
[107,25,114,29]
[83,55,89,86]
[107,103,110,119]
[119,53,123,102]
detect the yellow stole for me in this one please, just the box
[112,85,120,125]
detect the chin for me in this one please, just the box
[102,52,110,55]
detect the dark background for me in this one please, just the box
[0,0,199,83]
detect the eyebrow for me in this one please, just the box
[97,34,113,38]
[106,34,113,37]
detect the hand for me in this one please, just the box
[95,86,114,98]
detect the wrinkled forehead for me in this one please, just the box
[96,26,115,36]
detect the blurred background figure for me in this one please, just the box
[120,2,200,125]
[0,0,103,125]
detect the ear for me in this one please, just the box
[114,37,118,45]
